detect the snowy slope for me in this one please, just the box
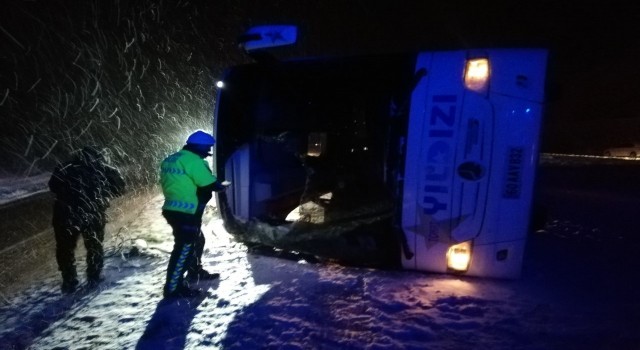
[0,192,637,350]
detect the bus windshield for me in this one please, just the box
[216,54,417,227]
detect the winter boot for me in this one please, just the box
[86,273,105,288]
[186,267,220,282]
[163,283,202,298]
[61,270,79,294]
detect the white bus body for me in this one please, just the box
[400,50,547,278]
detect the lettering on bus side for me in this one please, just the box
[503,146,524,199]
[421,95,457,238]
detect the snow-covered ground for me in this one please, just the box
[0,173,51,206]
[1,157,639,349]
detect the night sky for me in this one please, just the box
[1,0,640,176]
[236,1,640,152]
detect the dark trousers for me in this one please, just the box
[162,210,205,293]
[53,206,106,282]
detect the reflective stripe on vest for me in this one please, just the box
[165,200,196,211]
[161,167,187,175]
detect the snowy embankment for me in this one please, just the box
[0,173,51,207]
[0,192,637,349]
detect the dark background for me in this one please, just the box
[2,0,640,183]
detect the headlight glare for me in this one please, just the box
[447,241,472,271]
[464,58,489,92]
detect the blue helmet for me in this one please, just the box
[186,130,215,146]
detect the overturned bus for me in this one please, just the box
[213,25,548,279]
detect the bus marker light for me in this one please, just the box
[464,58,489,92]
[447,241,472,271]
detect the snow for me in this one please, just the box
[1,158,639,349]
[0,173,51,206]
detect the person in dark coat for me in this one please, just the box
[48,146,126,293]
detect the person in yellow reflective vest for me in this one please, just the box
[160,130,228,298]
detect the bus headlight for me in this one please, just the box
[464,58,489,92]
[447,241,472,271]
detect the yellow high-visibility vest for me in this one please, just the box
[160,149,217,214]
